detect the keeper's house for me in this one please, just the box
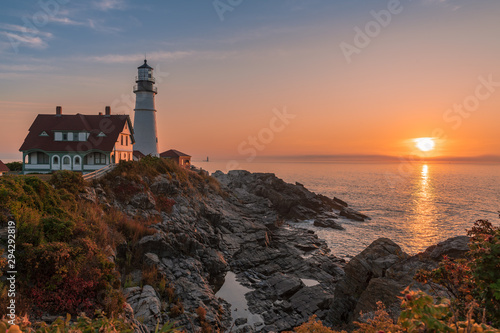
[19,106,134,174]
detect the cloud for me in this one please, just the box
[0,23,53,52]
[422,0,464,10]
[0,31,48,49]
[87,50,195,64]
[0,64,54,72]
[93,0,126,11]
[0,23,53,38]
[47,16,87,26]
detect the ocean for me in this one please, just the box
[198,160,500,259]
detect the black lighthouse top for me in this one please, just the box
[134,59,157,94]
[138,59,153,69]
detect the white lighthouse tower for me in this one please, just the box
[133,59,159,156]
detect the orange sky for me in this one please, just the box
[1,1,499,162]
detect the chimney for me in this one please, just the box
[56,106,62,116]
[105,106,111,116]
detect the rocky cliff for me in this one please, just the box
[82,166,370,332]
[82,163,468,333]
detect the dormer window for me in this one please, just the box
[62,133,68,141]
[97,132,107,137]
[39,131,48,137]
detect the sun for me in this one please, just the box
[414,137,435,152]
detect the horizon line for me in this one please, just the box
[251,154,500,163]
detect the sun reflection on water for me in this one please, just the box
[407,163,439,250]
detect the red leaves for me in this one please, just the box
[30,274,98,315]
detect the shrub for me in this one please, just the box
[142,265,160,287]
[5,161,22,171]
[41,217,75,242]
[416,219,500,327]
[156,196,175,213]
[354,301,403,333]
[196,306,207,322]
[49,170,86,195]
[169,304,184,318]
[293,315,341,332]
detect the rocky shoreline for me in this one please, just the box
[85,168,467,332]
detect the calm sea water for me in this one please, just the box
[198,161,500,259]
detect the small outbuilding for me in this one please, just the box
[160,149,191,169]
[0,160,10,176]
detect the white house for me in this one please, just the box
[19,106,135,174]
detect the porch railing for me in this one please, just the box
[82,164,116,181]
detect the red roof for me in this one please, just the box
[19,114,134,153]
[160,149,191,158]
[0,160,9,172]
[133,150,146,159]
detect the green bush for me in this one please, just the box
[41,217,75,242]
[49,170,86,195]
[6,161,22,171]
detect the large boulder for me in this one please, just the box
[329,238,408,325]
[125,285,162,331]
[329,236,470,326]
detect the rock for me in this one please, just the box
[339,207,370,221]
[144,252,160,267]
[329,236,470,326]
[267,274,303,298]
[422,235,469,260]
[313,218,345,230]
[201,248,228,278]
[213,170,368,222]
[333,197,348,207]
[235,317,248,326]
[151,177,179,196]
[329,238,408,325]
[125,285,161,330]
[102,169,369,331]
[130,192,156,210]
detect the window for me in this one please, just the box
[39,131,48,137]
[63,156,70,165]
[74,156,81,165]
[79,132,88,141]
[53,156,59,165]
[121,135,124,145]
[37,152,49,164]
[95,153,106,165]
[125,136,128,146]
[62,133,68,141]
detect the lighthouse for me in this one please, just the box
[133,59,159,156]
